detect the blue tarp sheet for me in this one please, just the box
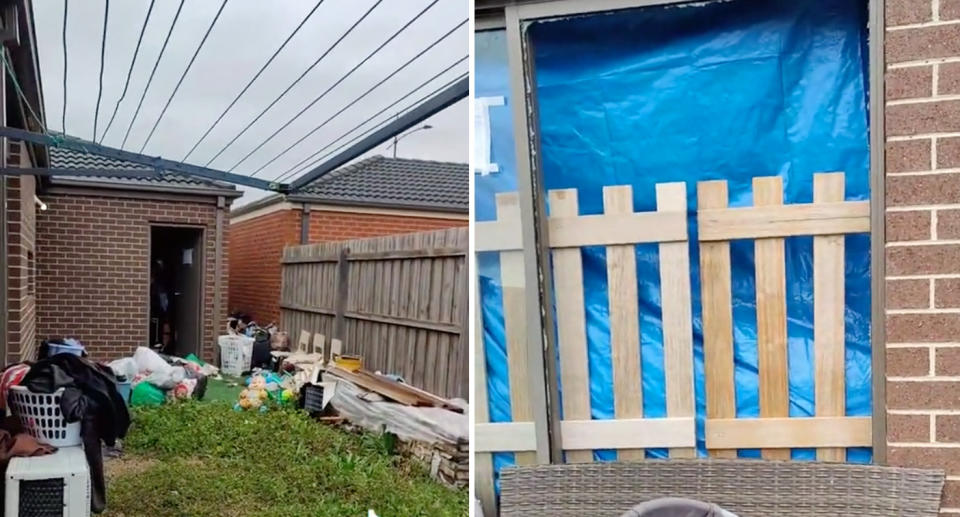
[475,0,873,482]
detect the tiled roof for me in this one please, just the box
[46,145,237,192]
[293,155,467,212]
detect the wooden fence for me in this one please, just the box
[474,174,872,514]
[280,227,468,399]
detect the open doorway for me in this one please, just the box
[149,226,203,357]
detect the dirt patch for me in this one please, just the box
[105,456,157,479]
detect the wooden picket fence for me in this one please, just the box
[474,173,872,514]
[280,227,468,399]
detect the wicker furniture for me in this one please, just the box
[498,459,944,517]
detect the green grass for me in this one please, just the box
[104,403,468,517]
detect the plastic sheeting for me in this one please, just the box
[475,0,873,471]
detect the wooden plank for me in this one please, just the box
[550,189,592,463]
[698,180,737,459]
[498,193,537,466]
[656,182,696,459]
[561,418,696,451]
[602,185,644,461]
[278,304,461,333]
[475,273,496,516]
[753,176,790,461]
[474,422,538,453]
[474,219,522,252]
[548,210,687,248]
[706,417,872,449]
[698,201,870,241]
[814,173,848,462]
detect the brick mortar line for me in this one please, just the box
[885,240,960,247]
[889,409,960,415]
[931,277,937,308]
[888,274,960,280]
[888,308,960,314]
[887,94,960,106]
[887,442,960,447]
[888,376,960,381]
[889,132,960,141]
[887,204,960,212]
[887,168,960,176]
[887,19,960,30]
[887,343,960,349]
[889,57,960,69]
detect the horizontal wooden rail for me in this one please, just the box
[560,417,696,451]
[706,416,872,449]
[549,210,687,248]
[280,302,461,334]
[282,247,465,264]
[475,422,538,453]
[475,220,522,253]
[699,201,869,241]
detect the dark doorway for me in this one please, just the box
[149,226,203,357]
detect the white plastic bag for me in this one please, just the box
[144,366,186,390]
[133,347,172,374]
[108,357,138,381]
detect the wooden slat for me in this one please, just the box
[698,180,737,459]
[475,272,496,517]
[281,247,465,264]
[550,189,593,463]
[279,303,461,334]
[698,201,870,241]
[706,417,872,449]
[475,220,522,252]
[814,173,848,462]
[602,186,644,461]
[475,422,538,453]
[753,176,790,461]
[548,210,687,248]
[657,182,696,459]
[561,418,696,450]
[498,193,537,466]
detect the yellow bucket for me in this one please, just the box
[334,354,363,372]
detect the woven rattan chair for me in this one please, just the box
[498,459,944,517]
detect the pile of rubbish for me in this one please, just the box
[107,347,217,407]
[233,371,298,412]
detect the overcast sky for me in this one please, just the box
[31,0,468,205]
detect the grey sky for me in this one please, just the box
[31,0,468,205]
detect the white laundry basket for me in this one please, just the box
[7,385,82,447]
[218,335,254,376]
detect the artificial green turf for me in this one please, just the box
[104,403,467,517]
[200,375,245,405]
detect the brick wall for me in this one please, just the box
[5,143,36,363]
[884,1,960,513]
[35,192,228,362]
[228,205,465,324]
[228,208,300,325]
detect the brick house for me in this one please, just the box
[229,155,467,324]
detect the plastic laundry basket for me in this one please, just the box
[7,386,82,447]
[218,335,254,376]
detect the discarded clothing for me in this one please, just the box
[22,354,130,514]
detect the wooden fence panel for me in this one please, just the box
[280,227,467,399]
[698,173,871,458]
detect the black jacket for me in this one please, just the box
[22,354,131,513]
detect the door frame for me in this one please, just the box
[147,223,206,358]
[481,0,886,463]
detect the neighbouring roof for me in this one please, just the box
[233,155,468,216]
[45,145,240,197]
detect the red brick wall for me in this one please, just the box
[35,192,228,362]
[228,208,300,325]
[228,205,465,324]
[5,143,37,363]
[884,2,960,513]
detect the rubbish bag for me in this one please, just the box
[133,346,172,374]
[143,366,186,390]
[108,357,138,382]
[130,382,165,407]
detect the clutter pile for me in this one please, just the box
[108,346,215,407]
[233,371,297,412]
[1,350,131,514]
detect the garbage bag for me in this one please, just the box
[130,382,165,407]
[143,366,186,390]
[133,346,172,374]
[108,357,138,382]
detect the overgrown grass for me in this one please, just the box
[104,403,467,517]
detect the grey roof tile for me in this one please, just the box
[47,145,237,191]
[295,155,467,212]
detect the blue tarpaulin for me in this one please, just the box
[475,0,872,482]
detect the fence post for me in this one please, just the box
[332,247,350,341]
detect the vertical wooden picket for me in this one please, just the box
[602,185,645,461]
[698,181,737,459]
[753,176,791,461]
[656,183,697,459]
[497,193,538,466]
[550,189,593,464]
[814,172,847,463]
